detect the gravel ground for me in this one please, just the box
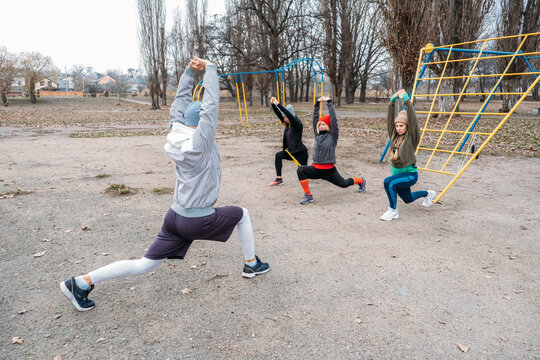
[0,119,539,359]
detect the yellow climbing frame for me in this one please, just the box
[410,32,540,203]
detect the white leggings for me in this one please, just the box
[88,207,255,284]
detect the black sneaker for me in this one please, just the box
[358,178,366,193]
[60,277,95,311]
[242,255,270,278]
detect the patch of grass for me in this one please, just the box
[95,173,110,178]
[152,187,174,195]
[70,131,156,138]
[105,183,134,195]
[0,189,33,199]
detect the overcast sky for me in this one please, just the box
[0,0,225,74]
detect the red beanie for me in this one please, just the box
[319,114,330,127]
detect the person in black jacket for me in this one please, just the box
[268,96,309,186]
[296,96,366,204]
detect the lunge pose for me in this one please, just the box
[60,58,269,312]
[268,96,308,186]
[380,89,435,221]
[296,97,366,205]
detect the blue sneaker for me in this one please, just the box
[299,193,314,205]
[242,255,270,278]
[358,178,366,193]
[60,277,95,311]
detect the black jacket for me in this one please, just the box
[272,103,308,154]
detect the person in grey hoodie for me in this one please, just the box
[296,96,366,205]
[59,57,269,312]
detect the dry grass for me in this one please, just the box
[0,96,538,157]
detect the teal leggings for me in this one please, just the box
[383,172,427,209]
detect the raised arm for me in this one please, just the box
[169,60,198,128]
[277,103,302,130]
[404,98,420,146]
[312,101,321,136]
[192,58,220,151]
[270,97,285,124]
[326,99,339,142]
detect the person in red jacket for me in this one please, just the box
[296,96,366,204]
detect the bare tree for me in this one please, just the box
[496,0,540,110]
[137,0,166,109]
[0,47,20,106]
[107,69,131,105]
[344,2,387,103]
[430,0,494,113]
[21,52,53,104]
[318,0,355,106]
[185,0,209,58]
[168,7,189,87]
[374,0,435,94]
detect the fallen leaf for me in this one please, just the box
[354,318,362,324]
[96,337,106,343]
[19,309,27,314]
[129,286,136,290]
[519,225,527,230]
[508,255,517,260]
[503,296,510,300]
[391,254,397,258]
[53,314,62,320]
[366,302,374,306]
[81,226,91,231]
[42,238,51,242]
[54,355,63,360]
[500,336,508,342]
[456,343,469,352]
[65,229,73,233]
[181,288,192,295]
[99,252,109,256]
[33,250,46,258]
[11,337,23,344]
[75,260,82,264]
[190,265,197,269]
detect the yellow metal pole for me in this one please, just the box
[319,82,324,118]
[241,77,249,127]
[282,71,286,105]
[234,77,243,126]
[313,82,317,105]
[276,71,280,103]
[192,84,199,102]
[434,74,540,203]
[284,149,301,166]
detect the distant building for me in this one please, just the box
[98,75,116,86]
[58,77,75,91]
[35,78,58,91]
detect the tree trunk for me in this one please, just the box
[30,83,37,104]
[1,92,7,106]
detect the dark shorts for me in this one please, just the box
[145,206,243,260]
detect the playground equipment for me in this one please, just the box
[380,32,540,203]
[193,57,325,127]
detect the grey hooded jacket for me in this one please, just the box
[165,65,220,217]
[312,100,339,164]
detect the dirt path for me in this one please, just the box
[1,126,538,359]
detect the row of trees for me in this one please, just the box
[137,0,538,111]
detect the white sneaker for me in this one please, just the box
[380,207,399,221]
[423,190,436,207]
